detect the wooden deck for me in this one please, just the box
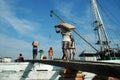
[24,59,120,78]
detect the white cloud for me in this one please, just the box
[0,0,62,59]
[54,1,81,24]
[55,2,74,16]
[0,34,32,59]
[0,33,62,59]
[0,0,36,35]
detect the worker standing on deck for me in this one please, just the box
[39,49,44,60]
[69,36,76,60]
[55,24,72,61]
[32,41,39,59]
[48,47,53,60]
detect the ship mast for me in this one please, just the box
[91,0,111,52]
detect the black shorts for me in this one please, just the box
[62,41,71,49]
[33,49,37,54]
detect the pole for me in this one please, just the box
[50,10,66,23]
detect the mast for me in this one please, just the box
[91,0,111,51]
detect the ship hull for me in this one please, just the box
[0,62,61,80]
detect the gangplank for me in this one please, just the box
[24,60,120,78]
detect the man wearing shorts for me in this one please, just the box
[69,36,76,60]
[55,25,72,61]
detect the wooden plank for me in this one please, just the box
[24,60,120,78]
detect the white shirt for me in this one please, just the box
[61,29,71,42]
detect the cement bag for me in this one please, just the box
[32,41,39,46]
[55,23,75,30]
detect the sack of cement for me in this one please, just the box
[32,41,39,46]
[55,23,75,30]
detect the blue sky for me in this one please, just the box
[0,0,120,59]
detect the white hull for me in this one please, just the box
[0,60,119,80]
[0,62,96,80]
[0,62,61,80]
[98,60,120,63]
